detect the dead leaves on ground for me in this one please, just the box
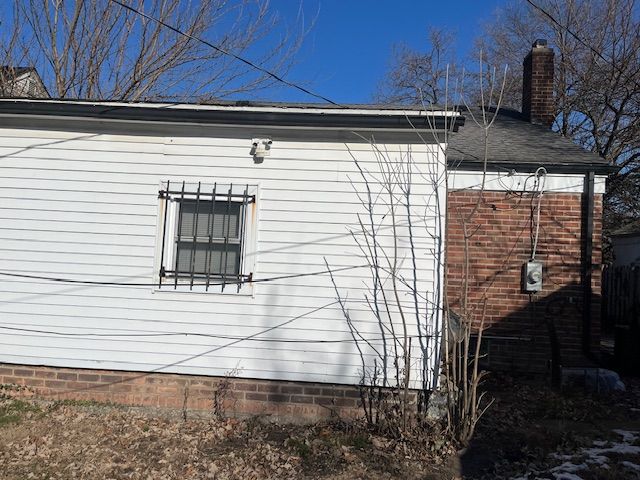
[0,400,456,480]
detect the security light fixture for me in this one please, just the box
[250,138,272,164]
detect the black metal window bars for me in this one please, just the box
[158,180,255,292]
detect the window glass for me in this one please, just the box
[175,241,240,276]
[178,200,241,239]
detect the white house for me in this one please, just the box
[0,42,617,416]
[0,99,455,416]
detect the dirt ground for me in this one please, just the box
[1,375,639,479]
[461,374,640,479]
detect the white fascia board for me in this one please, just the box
[448,170,607,194]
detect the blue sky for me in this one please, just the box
[0,0,508,103]
[268,0,508,103]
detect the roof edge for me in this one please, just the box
[0,99,464,131]
[448,159,618,175]
[0,98,463,131]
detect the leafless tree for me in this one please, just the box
[374,28,456,105]
[440,61,509,443]
[377,1,639,245]
[326,139,432,436]
[0,0,307,101]
[0,8,30,97]
[328,59,507,446]
[479,0,640,233]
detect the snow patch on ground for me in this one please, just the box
[623,461,640,472]
[552,473,584,480]
[613,429,638,443]
[511,430,640,479]
[550,453,574,460]
[550,462,586,473]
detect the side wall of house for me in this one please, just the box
[446,172,604,372]
[0,119,443,392]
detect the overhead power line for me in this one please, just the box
[0,264,366,287]
[525,0,640,93]
[56,299,340,396]
[525,0,609,64]
[108,0,340,106]
[0,323,430,344]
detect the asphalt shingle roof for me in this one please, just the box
[449,107,611,171]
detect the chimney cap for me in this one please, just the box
[532,39,548,48]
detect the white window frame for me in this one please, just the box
[153,181,258,295]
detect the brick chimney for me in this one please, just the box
[522,39,555,127]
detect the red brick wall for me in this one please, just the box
[0,363,363,422]
[446,190,602,372]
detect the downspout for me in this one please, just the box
[581,171,595,357]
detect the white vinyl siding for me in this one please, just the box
[0,122,443,387]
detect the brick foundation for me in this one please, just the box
[0,363,364,422]
[446,190,602,373]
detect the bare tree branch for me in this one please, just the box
[1,0,307,101]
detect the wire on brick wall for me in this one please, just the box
[530,166,548,260]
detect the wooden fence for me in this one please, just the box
[602,265,640,371]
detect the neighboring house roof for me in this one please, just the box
[0,66,49,99]
[0,66,34,78]
[447,107,614,174]
[611,220,640,237]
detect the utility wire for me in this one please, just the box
[525,0,640,92]
[0,173,597,289]
[0,264,366,287]
[108,0,340,106]
[55,299,342,396]
[530,167,547,260]
[0,324,429,344]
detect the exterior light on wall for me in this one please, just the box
[250,138,272,164]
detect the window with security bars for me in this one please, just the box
[157,181,256,292]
